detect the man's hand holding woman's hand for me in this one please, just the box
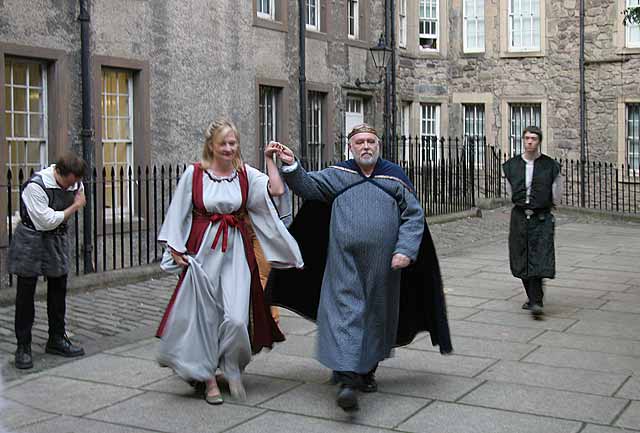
[264,141,295,165]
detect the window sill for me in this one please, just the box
[306,30,328,42]
[616,47,640,56]
[461,51,486,58]
[253,17,287,33]
[398,50,444,61]
[500,50,545,59]
[344,39,370,50]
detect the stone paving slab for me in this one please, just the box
[566,319,640,341]
[373,366,482,401]
[466,310,577,331]
[530,331,640,357]
[225,412,395,433]
[600,300,640,314]
[142,373,301,406]
[380,348,497,378]
[244,352,331,384]
[441,294,489,308]
[581,425,640,433]
[15,416,158,433]
[460,381,628,424]
[4,376,142,417]
[259,383,429,429]
[2,400,57,431]
[448,319,545,343]
[478,299,582,316]
[88,392,265,433]
[46,353,172,388]
[616,376,640,400]
[616,401,640,430]
[478,360,629,396]
[397,401,582,433]
[523,346,640,375]
[409,334,535,361]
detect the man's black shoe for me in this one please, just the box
[15,344,33,369]
[360,371,378,393]
[45,334,85,358]
[530,303,544,317]
[521,302,531,310]
[336,385,358,411]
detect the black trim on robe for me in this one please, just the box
[265,200,453,354]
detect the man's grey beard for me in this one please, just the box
[355,153,379,168]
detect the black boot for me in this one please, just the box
[45,334,84,358]
[360,370,378,393]
[15,343,33,369]
[337,385,359,411]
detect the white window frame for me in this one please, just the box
[308,92,324,169]
[509,103,541,155]
[398,102,411,161]
[5,58,49,208]
[627,103,640,171]
[306,0,320,31]
[626,0,640,48]
[102,69,134,212]
[344,96,364,159]
[348,0,359,39]
[463,0,485,53]
[420,103,441,160]
[259,86,279,170]
[463,104,486,165]
[508,0,541,52]
[399,0,407,48]
[257,0,275,20]
[419,0,439,51]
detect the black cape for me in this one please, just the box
[266,200,453,354]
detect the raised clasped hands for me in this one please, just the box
[264,141,295,165]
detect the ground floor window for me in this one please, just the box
[509,103,541,155]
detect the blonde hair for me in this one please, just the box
[202,118,244,171]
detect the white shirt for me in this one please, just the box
[504,154,563,205]
[22,165,83,231]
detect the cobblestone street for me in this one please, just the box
[2,207,640,432]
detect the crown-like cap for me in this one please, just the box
[347,123,379,140]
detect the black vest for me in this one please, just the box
[503,154,560,210]
[20,174,75,232]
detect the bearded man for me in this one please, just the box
[268,124,451,411]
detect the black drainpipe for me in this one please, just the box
[79,0,94,273]
[579,0,586,207]
[298,0,307,159]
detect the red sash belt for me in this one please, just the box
[193,211,239,253]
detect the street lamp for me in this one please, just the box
[354,34,392,88]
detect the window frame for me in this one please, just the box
[4,57,49,179]
[101,68,135,213]
[257,0,275,20]
[399,0,407,48]
[348,0,359,39]
[626,103,640,171]
[420,102,441,160]
[306,91,325,169]
[626,0,640,48]
[306,0,321,31]
[258,85,280,170]
[463,103,486,165]
[508,102,542,156]
[508,0,541,52]
[463,0,485,53]
[419,0,439,51]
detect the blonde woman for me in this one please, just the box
[156,119,303,404]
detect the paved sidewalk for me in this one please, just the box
[1,209,640,432]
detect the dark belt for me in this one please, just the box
[21,221,68,235]
[517,207,551,220]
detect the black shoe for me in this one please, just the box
[360,371,378,393]
[15,344,33,370]
[336,385,358,411]
[45,334,85,358]
[530,304,544,317]
[521,302,531,310]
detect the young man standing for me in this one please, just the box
[9,152,87,369]
[503,126,562,317]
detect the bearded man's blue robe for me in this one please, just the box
[270,158,451,374]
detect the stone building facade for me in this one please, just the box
[396,0,640,166]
